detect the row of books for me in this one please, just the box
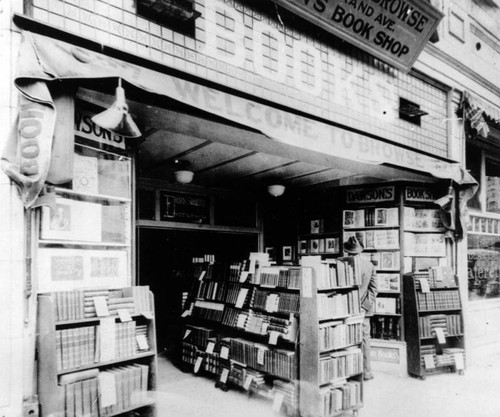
[222,307,294,340]
[419,314,463,339]
[417,290,461,311]
[51,286,152,321]
[196,281,244,304]
[404,208,443,231]
[317,290,361,320]
[56,321,150,371]
[181,342,221,375]
[343,208,399,228]
[318,347,363,384]
[298,237,339,255]
[58,364,149,417]
[316,258,361,289]
[273,380,299,412]
[420,346,465,369]
[370,316,401,340]
[226,363,267,391]
[319,380,362,417]
[318,317,363,352]
[229,338,297,380]
[191,300,225,322]
[255,267,302,289]
[251,289,300,315]
[184,325,216,350]
[344,229,399,250]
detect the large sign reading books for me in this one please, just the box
[159,191,210,224]
[405,186,436,202]
[271,0,443,72]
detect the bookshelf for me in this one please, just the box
[341,183,449,343]
[403,268,465,379]
[37,141,132,293]
[37,287,158,417]
[300,255,363,417]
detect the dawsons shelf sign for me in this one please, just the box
[271,0,443,72]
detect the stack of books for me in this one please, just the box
[318,316,363,351]
[317,290,361,319]
[318,347,363,384]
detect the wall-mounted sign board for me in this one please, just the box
[271,0,443,72]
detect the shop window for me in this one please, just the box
[137,0,200,38]
[466,142,482,210]
[468,229,500,300]
[486,158,500,214]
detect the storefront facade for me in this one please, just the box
[1,0,499,415]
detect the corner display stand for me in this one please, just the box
[37,288,158,417]
[300,256,364,417]
[403,269,465,379]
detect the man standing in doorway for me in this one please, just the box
[344,236,378,381]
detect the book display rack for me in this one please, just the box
[37,286,158,417]
[181,253,364,416]
[300,256,363,417]
[403,268,465,379]
[341,183,449,343]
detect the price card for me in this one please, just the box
[136,334,149,351]
[117,309,132,322]
[237,313,247,328]
[220,368,229,383]
[243,375,253,390]
[206,341,215,354]
[235,288,249,309]
[419,278,431,293]
[93,296,110,317]
[257,347,265,365]
[194,357,203,374]
[434,328,446,344]
[181,304,193,318]
[183,329,192,340]
[454,353,465,371]
[198,270,206,281]
[273,392,284,412]
[220,346,229,360]
[239,271,249,283]
[302,268,312,298]
[423,354,435,369]
[269,331,280,346]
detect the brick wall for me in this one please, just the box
[29,0,450,158]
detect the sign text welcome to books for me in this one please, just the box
[271,0,443,72]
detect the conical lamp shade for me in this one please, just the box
[91,83,142,138]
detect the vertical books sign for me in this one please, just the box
[271,0,443,72]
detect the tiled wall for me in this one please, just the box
[29,0,450,159]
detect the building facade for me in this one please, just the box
[1,0,499,415]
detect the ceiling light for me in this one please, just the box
[91,78,142,138]
[267,184,285,197]
[174,170,194,184]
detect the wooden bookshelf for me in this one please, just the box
[300,256,363,417]
[37,288,158,417]
[403,270,465,379]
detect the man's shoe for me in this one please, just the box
[363,372,374,381]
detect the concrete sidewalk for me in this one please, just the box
[155,354,500,417]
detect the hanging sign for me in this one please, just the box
[271,0,443,72]
[346,186,395,204]
[74,107,126,150]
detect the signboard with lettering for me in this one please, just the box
[159,191,210,224]
[271,0,443,72]
[405,186,436,202]
[75,107,126,149]
[346,186,396,204]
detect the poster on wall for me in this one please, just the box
[37,248,129,292]
[159,191,210,224]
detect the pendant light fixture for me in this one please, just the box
[267,184,286,197]
[91,78,142,138]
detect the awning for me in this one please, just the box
[3,31,477,210]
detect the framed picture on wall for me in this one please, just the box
[265,247,276,261]
[282,246,293,261]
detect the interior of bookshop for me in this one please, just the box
[34,80,466,417]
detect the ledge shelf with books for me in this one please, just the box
[37,286,157,417]
[300,255,363,417]
[403,268,465,379]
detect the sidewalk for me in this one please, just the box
[155,354,500,417]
